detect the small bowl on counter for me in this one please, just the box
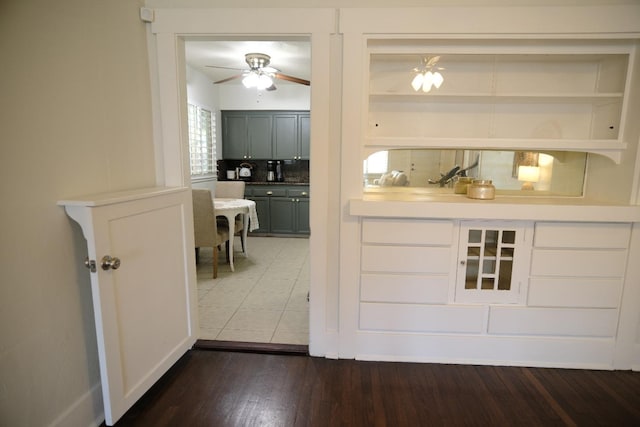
[466,179,496,200]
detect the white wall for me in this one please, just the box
[218,84,310,110]
[0,0,155,426]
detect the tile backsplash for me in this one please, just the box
[217,159,309,183]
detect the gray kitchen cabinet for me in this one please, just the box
[273,114,298,159]
[222,112,273,159]
[298,113,310,160]
[223,110,309,160]
[273,112,310,160]
[270,197,296,234]
[245,184,309,235]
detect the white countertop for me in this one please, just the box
[350,193,640,222]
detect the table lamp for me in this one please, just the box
[518,165,540,190]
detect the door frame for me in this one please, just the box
[146,8,337,357]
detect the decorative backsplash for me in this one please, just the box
[217,159,309,183]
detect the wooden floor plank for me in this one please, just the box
[112,350,640,427]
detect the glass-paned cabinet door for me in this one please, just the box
[456,221,533,304]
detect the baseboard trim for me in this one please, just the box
[194,339,308,355]
[47,382,103,427]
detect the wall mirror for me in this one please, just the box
[363,149,587,197]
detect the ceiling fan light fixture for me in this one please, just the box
[411,56,445,93]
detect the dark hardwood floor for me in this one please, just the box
[113,349,640,426]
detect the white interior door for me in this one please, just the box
[59,187,197,425]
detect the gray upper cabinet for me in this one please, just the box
[222,112,273,159]
[298,113,310,160]
[222,110,309,160]
[273,114,298,159]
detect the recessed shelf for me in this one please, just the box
[367,43,631,167]
[370,92,624,104]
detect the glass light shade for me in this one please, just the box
[411,73,424,91]
[258,74,272,90]
[242,72,259,88]
[422,71,434,92]
[432,71,444,88]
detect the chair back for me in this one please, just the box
[215,181,246,199]
[192,189,216,248]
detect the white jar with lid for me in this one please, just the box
[467,179,495,200]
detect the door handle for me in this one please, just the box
[101,255,121,271]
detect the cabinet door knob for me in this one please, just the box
[301,192,308,196]
[267,191,273,195]
[101,255,121,271]
[460,260,466,265]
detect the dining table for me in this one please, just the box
[213,198,259,272]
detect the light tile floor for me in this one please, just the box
[196,236,309,345]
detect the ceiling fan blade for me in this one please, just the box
[206,65,247,71]
[274,73,310,86]
[213,74,243,84]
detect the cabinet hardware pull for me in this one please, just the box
[301,192,308,196]
[460,260,466,265]
[267,191,273,195]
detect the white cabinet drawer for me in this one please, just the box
[362,245,451,274]
[360,303,484,333]
[534,222,631,248]
[488,307,618,337]
[531,249,627,277]
[361,274,449,304]
[528,277,622,308]
[362,219,453,245]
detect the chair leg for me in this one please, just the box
[225,240,230,263]
[213,246,218,279]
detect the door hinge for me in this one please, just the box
[84,257,97,273]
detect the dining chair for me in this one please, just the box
[192,189,230,279]
[214,181,247,252]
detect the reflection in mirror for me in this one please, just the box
[363,149,587,197]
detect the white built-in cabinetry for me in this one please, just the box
[367,41,634,163]
[356,218,632,368]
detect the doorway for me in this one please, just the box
[184,37,311,346]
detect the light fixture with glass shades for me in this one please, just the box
[518,165,540,190]
[411,56,445,93]
[242,70,274,91]
[207,52,310,92]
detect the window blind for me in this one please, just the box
[187,103,217,177]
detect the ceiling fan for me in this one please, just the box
[207,52,310,91]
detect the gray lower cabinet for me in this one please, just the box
[245,185,309,235]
